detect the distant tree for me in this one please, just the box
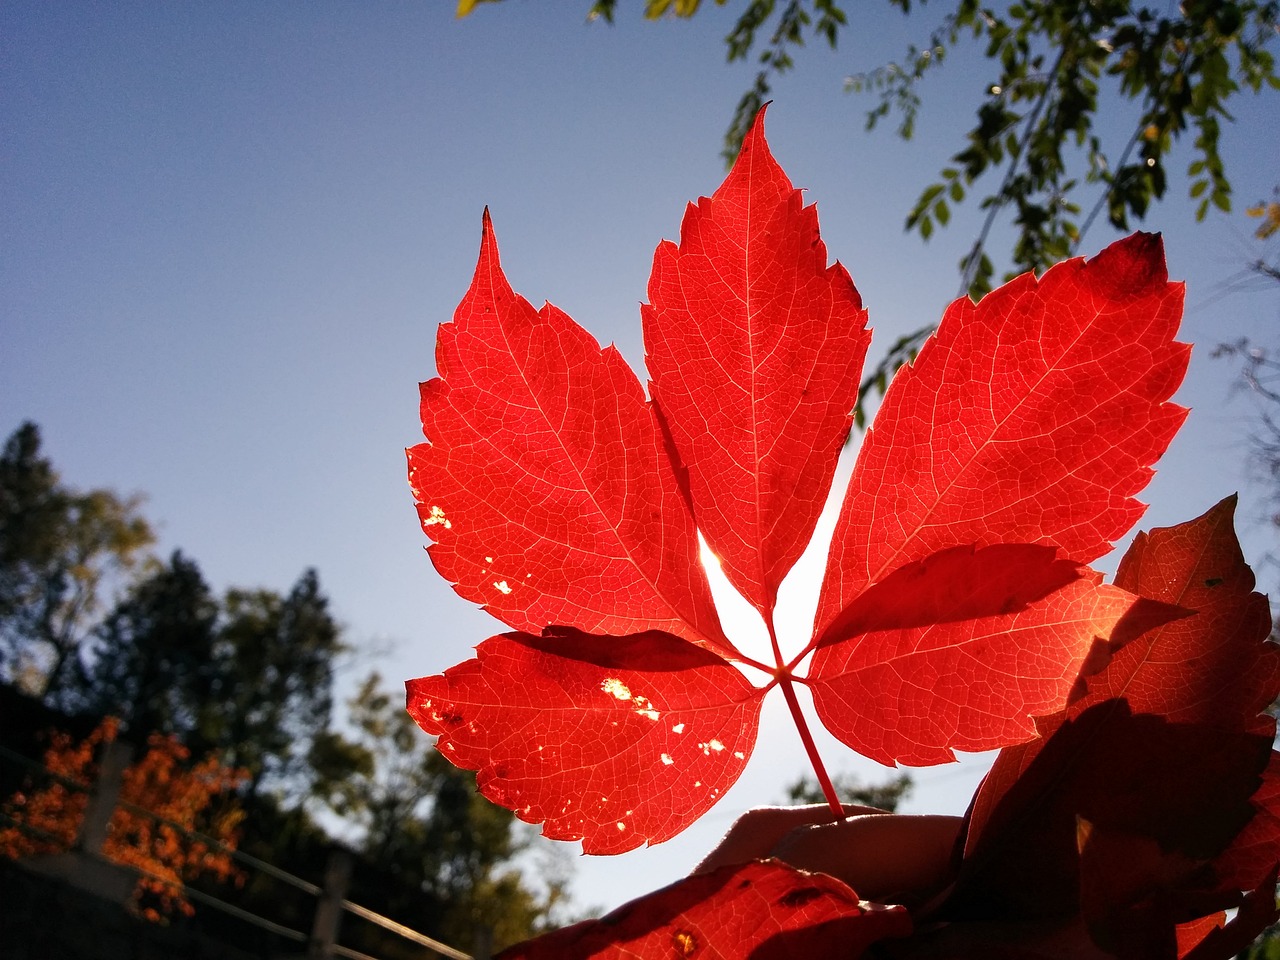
[75,551,221,744]
[0,716,245,921]
[203,569,345,801]
[311,673,564,952]
[76,557,346,803]
[783,770,913,811]
[0,422,154,698]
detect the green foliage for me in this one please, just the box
[460,2,1277,422]
[0,426,559,950]
[207,570,345,799]
[312,672,564,950]
[0,422,155,699]
[75,550,221,742]
[73,554,346,802]
[1243,924,1280,959]
[572,1,1280,300]
[874,0,1280,299]
[783,771,913,811]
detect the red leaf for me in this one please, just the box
[1213,751,1280,892]
[944,702,1271,922]
[496,859,911,960]
[1180,870,1280,960]
[1175,914,1226,959]
[643,106,871,615]
[409,211,731,656]
[408,114,1196,862]
[937,506,1280,951]
[966,497,1280,849]
[815,232,1188,637]
[808,546,1176,765]
[1076,818,1213,959]
[1101,495,1280,727]
[406,629,762,854]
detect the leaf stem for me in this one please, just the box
[764,611,844,820]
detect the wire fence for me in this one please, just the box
[0,741,475,960]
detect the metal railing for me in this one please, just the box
[0,741,476,960]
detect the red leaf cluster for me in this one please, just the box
[0,718,246,921]
[404,109,1280,956]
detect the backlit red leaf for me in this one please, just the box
[409,211,731,656]
[815,232,1188,636]
[1176,914,1226,959]
[406,115,1207,901]
[406,629,761,854]
[808,546,1174,765]
[496,859,911,960]
[643,106,871,616]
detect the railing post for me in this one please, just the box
[308,845,353,960]
[75,737,133,855]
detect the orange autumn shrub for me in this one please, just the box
[0,717,246,921]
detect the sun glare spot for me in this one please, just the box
[493,580,512,594]
[672,723,685,734]
[660,753,674,765]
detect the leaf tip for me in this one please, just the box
[729,100,781,181]
[1087,231,1169,301]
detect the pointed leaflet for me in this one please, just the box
[643,106,870,615]
[815,232,1188,637]
[407,629,761,854]
[807,545,1175,766]
[1099,495,1280,728]
[409,212,730,655]
[497,859,911,960]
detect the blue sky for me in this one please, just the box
[4,1,1278,917]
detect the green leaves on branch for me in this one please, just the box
[768,0,1279,300]
[453,0,1276,418]
[719,0,1277,410]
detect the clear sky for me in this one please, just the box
[3,1,1278,918]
